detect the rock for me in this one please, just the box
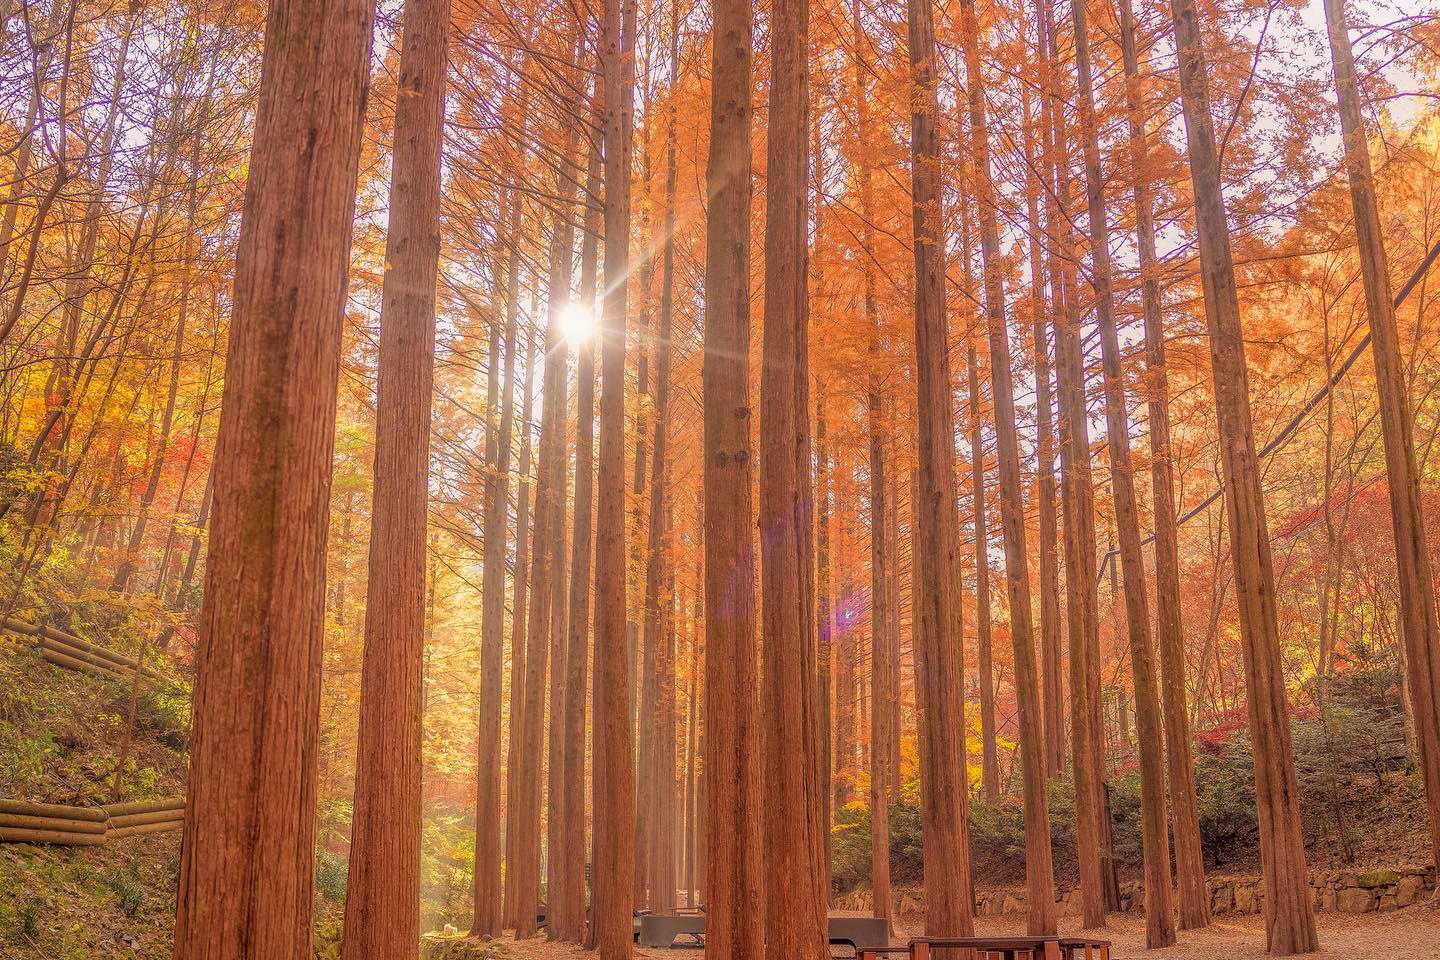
[1336,887,1377,913]
[1235,885,1257,914]
[1356,869,1401,890]
[1378,895,1398,912]
[1211,884,1234,914]
[1001,895,1025,914]
[1320,888,1336,912]
[1396,875,1424,907]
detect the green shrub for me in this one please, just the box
[315,849,349,903]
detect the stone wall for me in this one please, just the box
[968,864,1436,918]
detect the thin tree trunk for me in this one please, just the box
[702,0,765,950]
[515,124,579,939]
[1042,0,1106,924]
[503,317,540,931]
[172,0,374,951]
[594,0,638,947]
[340,0,446,952]
[906,0,977,941]
[1070,0,1174,943]
[640,26,679,904]
[556,81,603,947]
[1323,0,1440,874]
[1167,0,1318,949]
[1115,0,1208,927]
[959,0,1056,932]
[1021,59,1065,780]
[473,159,524,936]
[967,336,999,800]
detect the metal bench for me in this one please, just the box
[637,912,895,954]
[637,912,706,948]
[827,915,893,957]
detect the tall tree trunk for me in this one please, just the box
[640,27,680,905]
[1115,0,1208,927]
[594,0,638,948]
[761,1,824,950]
[516,123,579,938]
[813,113,835,888]
[503,316,540,930]
[1323,0,1440,873]
[1167,0,1318,950]
[1070,0,1174,942]
[556,81,603,946]
[171,0,374,952]
[341,0,446,953]
[815,384,834,875]
[867,381,893,935]
[955,160,998,801]
[966,337,999,800]
[852,2,895,907]
[1021,55,1065,780]
[1041,0,1106,925]
[958,0,1056,932]
[473,154,525,937]
[906,0,977,940]
[702,0,765,951]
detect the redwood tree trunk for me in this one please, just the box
[556,82,603,946]
[473,168,524,936]
[172,0,374,952]
[1070,0,1174,942]
[1167,0,1318,950]
[503,317,540,930]
[341,0,447,953]
[1021,67,1065,780]
[958,0,1056,932]
[594,0,638,949]
[1115,0,1208,927]
[906,0,977,939]
[1322,0,1440,874]
[702,0,765,951]
[1040,0,1107,926]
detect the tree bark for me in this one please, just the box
[341,0,446,954]
[555,81,603,946]
[640,29,679,905]
[503,316,540,931]
[1021,63,1065,780]
[594,0,638,948]
[1323,0,1440,874]
[513,117,579,939]
[1114,0,1208,927]
[966,336,999,801]
[1041,0,1106,925]
[172,0,374,952]
[1069,0,1174,942]
[702,0,766,951]
[1167,0,1318,949]
[473,158,525,937]
[906,0,977,941]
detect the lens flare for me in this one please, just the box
[560,302,597,347]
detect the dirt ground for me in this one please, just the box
[489,907,1440,960]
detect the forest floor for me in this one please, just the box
[484,907,1440,960]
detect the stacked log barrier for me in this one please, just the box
[0,800,111,845]
[104,798,184,838]
[0,618,163,684]
[0,798,185,845]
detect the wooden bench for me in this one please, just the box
[860,935,1111,960]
